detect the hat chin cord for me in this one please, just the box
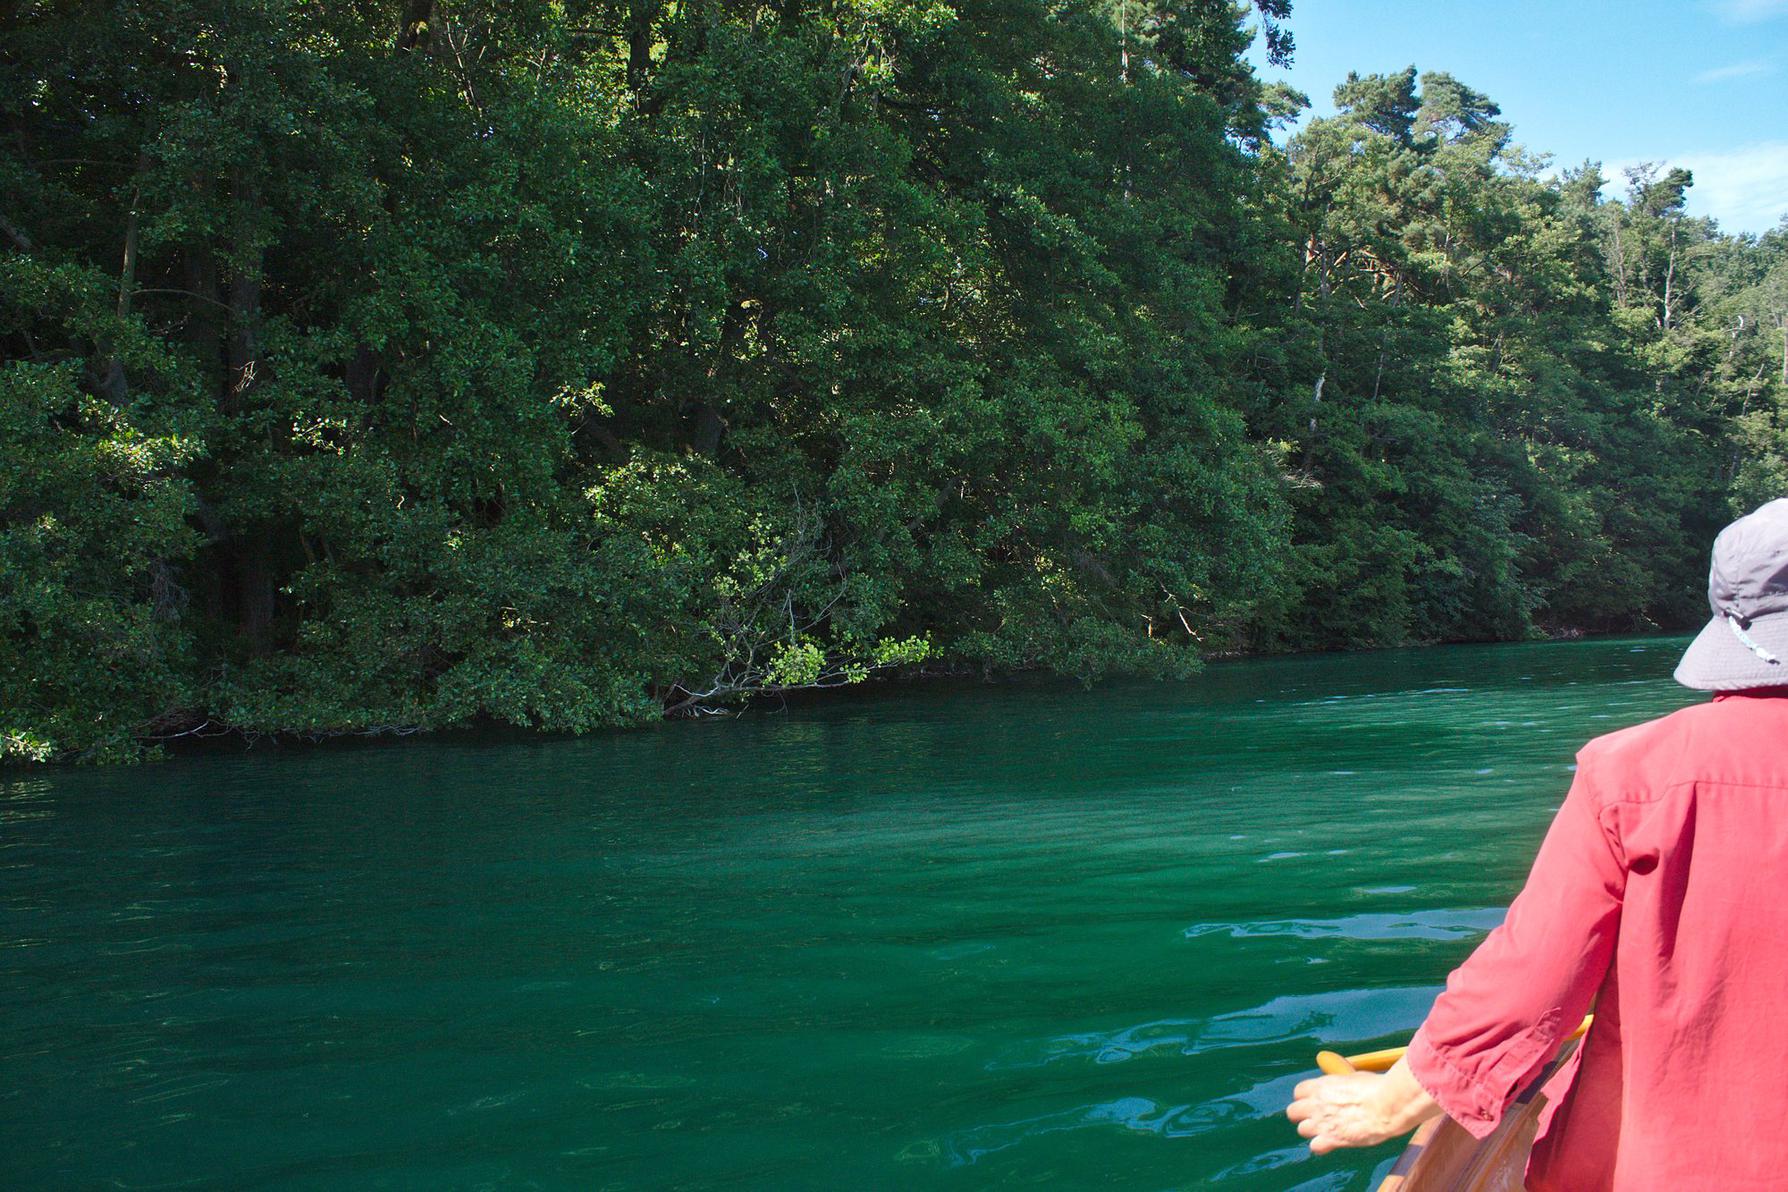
[1728,614,1781,665]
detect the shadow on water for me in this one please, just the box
[1,635,1697,1189]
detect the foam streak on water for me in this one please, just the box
[1,638,1696,1189]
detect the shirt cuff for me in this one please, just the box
[1404,1026,1506,1141]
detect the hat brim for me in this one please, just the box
[1675,613,1788,690]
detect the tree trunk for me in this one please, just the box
[91,153,151,404]
[225,174,262,401]
[398,0,434,51]
[346,344,384,404]
[183,243,224,378]
[1660,219,1678,333]
[237,536,276,649]
[628,0,660,94]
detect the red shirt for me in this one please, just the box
[1407,691,1788,1190]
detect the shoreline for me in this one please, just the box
[22,626,1697,769]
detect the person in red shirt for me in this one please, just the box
[1286,498,1788,1189]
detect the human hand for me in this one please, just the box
[1285,1054,1442,1154]
[1284,1071,1401,1155]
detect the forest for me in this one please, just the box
[3,0,1786,761]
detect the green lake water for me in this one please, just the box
[2,637,1701,1190]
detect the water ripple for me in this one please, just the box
[988,985,1441,1070]
[934,1096,1184,1165]
[1183,906,1506,942]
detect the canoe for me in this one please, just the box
[1375,1039,1577,1191]
[1314,1018,1588,1192]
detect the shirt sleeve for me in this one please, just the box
[1403,752,1627,1140]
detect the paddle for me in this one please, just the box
[1315,1016,1593,1076]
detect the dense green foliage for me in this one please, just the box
[1257,71,1786,647]
[3,2,1784,760]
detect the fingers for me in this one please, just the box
[1286,1070,1389,1155]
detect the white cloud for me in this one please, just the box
[1694,60,1773,83]
[1711,0,1788,22]
[1604,143,1788,235]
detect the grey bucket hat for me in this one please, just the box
[1676,498,1788,690]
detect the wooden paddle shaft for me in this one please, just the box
[1315,1016,1592,1076]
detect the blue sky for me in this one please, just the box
[1248,0,1788,234]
